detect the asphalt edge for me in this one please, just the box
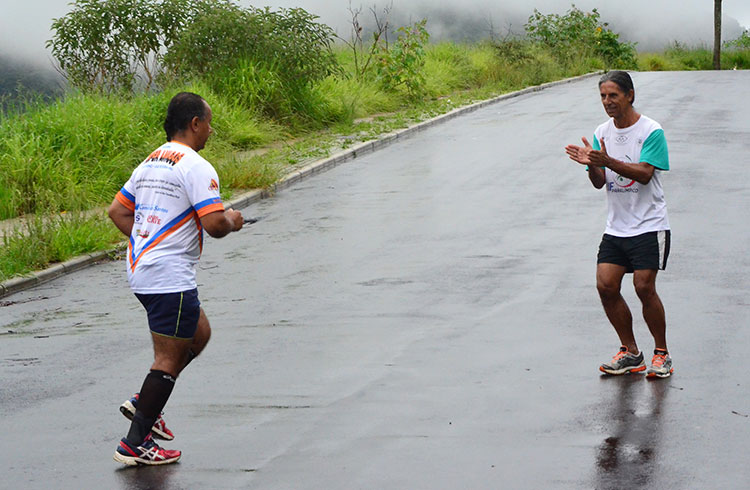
[0,71,600,299]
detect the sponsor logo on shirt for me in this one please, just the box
[135,212,144,224]
[136,229,150,238]
[136,204,169,213]
[209,179,219,191]
[147,215,162,225]
[608,174,638,193]
[615,135,628,143]
[146,149,185,166]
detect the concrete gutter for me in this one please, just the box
[0,72,600,300]
[0,245,127,299]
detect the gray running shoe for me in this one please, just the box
[600,346,646,375]
[647,351,674,378]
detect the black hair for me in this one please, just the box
[163,92,207,141]
[598,70,635,104]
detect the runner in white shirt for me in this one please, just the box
[108,92,244,465]
[565,71,674,379]
[118,140,226,294]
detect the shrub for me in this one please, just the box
[724,29,750,50]
[524,5,636,68]
[375,19,431,97]
[165,6,339,87]
[492,39,535,65]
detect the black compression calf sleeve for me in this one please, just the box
[137,370,176,417]
[126,370,176,445]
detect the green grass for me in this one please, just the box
[724,49,750,69]
[637,43,750,70]
[0,213,123,281]
[2,38,747,283]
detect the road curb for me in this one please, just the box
[0,72,600,299]
[224,71,600,211]
[0,251,112,298]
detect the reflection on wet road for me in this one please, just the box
[595,376,670,489]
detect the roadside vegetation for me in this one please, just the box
[1,0,749,281]
[638,29,750,70]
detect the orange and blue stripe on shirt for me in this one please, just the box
[192,196,225,255]
[193,196,224,217]
[118,192,224,273]
[115,188,136,212]
[129,207,198,272]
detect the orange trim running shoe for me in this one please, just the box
[647,350,674,378]
[599,346,646,375]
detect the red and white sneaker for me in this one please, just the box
[113,433,181,466]
[119,393,175,441]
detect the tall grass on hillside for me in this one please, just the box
[638,41,750,71]
[0,213,122,281]
[724,49,750,69]
[205,59,347,130]
[316,76,399,124]
[0,86,280,220]
[422,40,607,99]
[0,92,166,219]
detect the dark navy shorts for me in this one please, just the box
[597,230,671,272]
[135,289,201,339]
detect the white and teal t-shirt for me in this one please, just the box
[592,115,670,237]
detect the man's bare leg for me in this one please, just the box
[597,263,639,354]
[633,269,667,351]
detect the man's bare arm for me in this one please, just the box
[565,137,605,189]
[108,199,135,237]
[587,137,656,185]
[200,209,243,238]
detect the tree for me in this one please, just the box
[47,0,338,94]
[714,0,722,70]
[46,0,199,93]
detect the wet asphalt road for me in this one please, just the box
[1,71,749,489]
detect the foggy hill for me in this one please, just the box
[0,55,61,111]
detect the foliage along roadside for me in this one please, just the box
[2,4,750,282]
[1,3,636,220]
[0,213,123,281]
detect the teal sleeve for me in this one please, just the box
[586,134,599,171]
[641,129,669,170]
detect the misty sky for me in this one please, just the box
[1,0,749,68]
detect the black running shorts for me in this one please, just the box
[135,289,200,339]
[597,230,671,272]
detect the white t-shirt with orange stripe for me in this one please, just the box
[115,141,225,294]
